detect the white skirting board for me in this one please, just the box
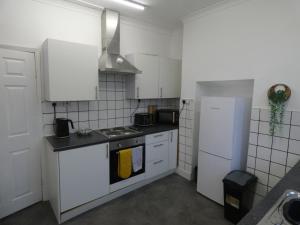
[54,169,176,224]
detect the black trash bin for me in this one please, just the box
[223,170,257,224]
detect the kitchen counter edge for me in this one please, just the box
[45,124,179,152]
[238,161,300,225]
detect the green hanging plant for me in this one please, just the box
[268,84,291,135]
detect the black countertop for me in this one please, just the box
[238,161,300,225]
[46,124,179,152]
[46,132,108,152]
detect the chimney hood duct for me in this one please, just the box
[99,9,141,74]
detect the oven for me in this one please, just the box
[109,136,145,190]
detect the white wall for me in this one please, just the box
[0,0,182,59]
[182,0,300,110]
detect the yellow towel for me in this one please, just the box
[118,149,132,179]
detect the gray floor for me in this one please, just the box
[0,175,233,225]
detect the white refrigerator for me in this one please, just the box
[197,97,251,205]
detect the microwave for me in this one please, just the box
[157,109,179,125]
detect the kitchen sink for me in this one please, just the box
[257,190,300,225]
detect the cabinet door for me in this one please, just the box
[146,141,169,179]
[59,143,109,212]
[159,58,181,98]
[43,39,98,101]
[168,130,178,170]
[126,54,159,99]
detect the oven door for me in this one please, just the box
[109,144,145,192]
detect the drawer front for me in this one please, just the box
[146,131,169,145]
[146,159,168,179]
[146,141,169,163]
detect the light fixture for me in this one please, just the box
[110,0,145,11]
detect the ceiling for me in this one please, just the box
[69,0,230,30]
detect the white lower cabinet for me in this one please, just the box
[146,141,169,179]
[46,142,109,222]
[145,130,178,179]
[169,129,178,170]
[46,129,178,224]
[59,144,109,212]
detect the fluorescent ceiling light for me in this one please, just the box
[111,0,145,10]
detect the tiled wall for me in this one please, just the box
[246,108,300,203]
[178,99,195,180]
[42,73,179,136]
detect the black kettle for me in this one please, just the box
[55,118,74,138]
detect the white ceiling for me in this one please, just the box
[71,0,230,30]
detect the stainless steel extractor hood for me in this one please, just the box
[99,9,141,74]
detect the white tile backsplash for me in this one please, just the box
[291,112,300,126]
[251,108,260,121]
[288,140,300,155]
[258,134,272,148]
[255,158,270,173]
[249,133,258,145]
[247,109,300,199]
[42,73,179,136]
[250,120,259,133]
[256,146,271,161]
[272,137,288,152]
[270,162,285,178]
[290,126,300,140]
[271,150,287,165]
[248,145,257,157]
[287,153,300,167]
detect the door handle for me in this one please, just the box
[153,134,163,138]
[153,144,164,148]
[153,160,163,165]
[106,144,109,158]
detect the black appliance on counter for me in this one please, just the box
[54,118,74,138]
[134,113,153,127]
[156,109,179,125]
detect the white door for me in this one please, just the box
[59,143,110,212]
[159,58,181,98]
[0,48,42,218]
[134,54,160,99]
[197,151,232,205]
[199,97,236,160]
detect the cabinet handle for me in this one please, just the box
[95,86,98,99]
[160,87,163,98]
[137,87,140,99]
[154,134,163,138]
[106,144,109,158]
[171,132,173,142]
[153,143,164,148]
[153,160,163,165]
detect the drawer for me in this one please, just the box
[146,131,169,145]
[146,141,168,163]
[146,158,168,179]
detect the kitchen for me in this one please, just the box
[1,0,300,225]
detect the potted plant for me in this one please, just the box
[268,84,291,135]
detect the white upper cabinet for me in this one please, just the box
[126,53,181,99]
[42,39,99,101]
[126,54,160,99]
[159,57,181,98]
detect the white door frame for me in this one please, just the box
[0,44,47,202]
